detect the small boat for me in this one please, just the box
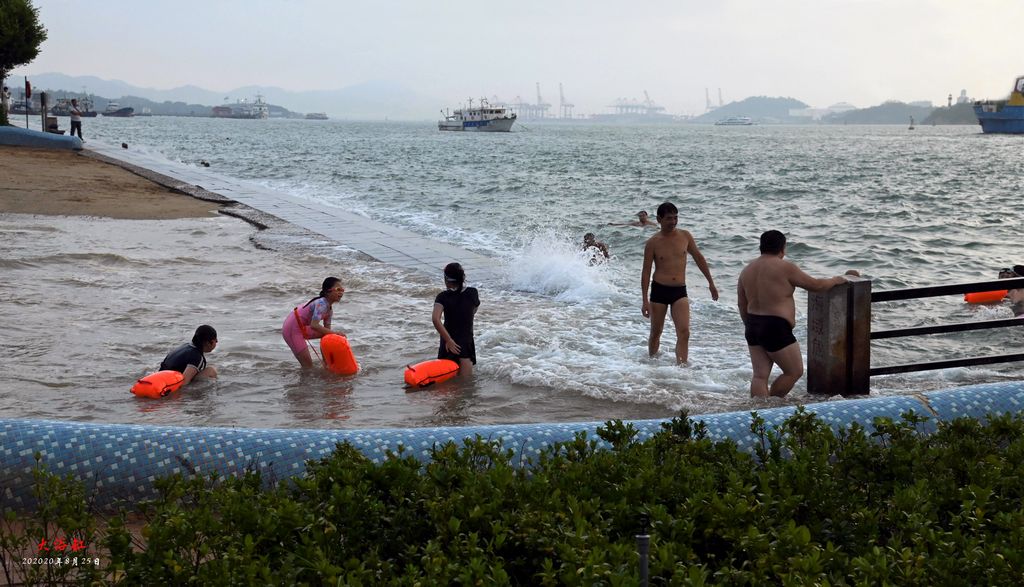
[305,112,328,120]
[974,75,1024,134]
[908,116,915,130]
[714,116,753,126]
[439,98,516,132]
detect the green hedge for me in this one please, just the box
[5,409,1024,585]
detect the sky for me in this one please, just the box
[11,0,1024,115]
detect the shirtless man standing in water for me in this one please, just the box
[641,201,719,364]
[737,230,857,398]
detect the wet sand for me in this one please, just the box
[0,145,222,219]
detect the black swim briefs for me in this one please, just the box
[743,314,797,352]
[649,281,688,305]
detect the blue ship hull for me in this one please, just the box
[973,104,1024,134]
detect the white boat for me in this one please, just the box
[438,98,516,132]
[714,116,753,126]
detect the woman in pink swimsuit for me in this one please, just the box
[282,277,347,367]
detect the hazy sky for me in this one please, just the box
[12,0,1024,115]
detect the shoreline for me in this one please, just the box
[0,144,279,230]
[0,145,224,219]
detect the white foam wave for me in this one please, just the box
[504,232,618,302]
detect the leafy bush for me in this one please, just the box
[5,409,1024,585]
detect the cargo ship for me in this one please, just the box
[212,94,269,119]
[102,102,135,117]
[974,75,1024,134]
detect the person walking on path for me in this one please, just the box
[69,99,84,140]
[433,262,480,376]
[737,230,858,398]
[640,201,719,364]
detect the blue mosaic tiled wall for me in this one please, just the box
[3,381,1023,510]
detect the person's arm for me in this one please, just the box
[180,364,200,386]
[736,276,748,324]
[308,318,344,337]
[309,301,344,337]
[686,234,719,301]
[641,239,655,317]
[599,243,610,258]
[789,263,848,293]
[432,303,461,354]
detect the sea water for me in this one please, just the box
[2,118,1022,429]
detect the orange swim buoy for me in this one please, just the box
[964,290,1008,304]
[320,333,358,375]
[130,370,185,398]
[404,359,460,389]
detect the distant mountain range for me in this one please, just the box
[6,73,442,120]
[5,72,980,124]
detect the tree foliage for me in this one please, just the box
[0,0,47,124]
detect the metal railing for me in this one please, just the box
[807,277,1024,395]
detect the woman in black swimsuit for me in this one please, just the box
[432,263,480,376]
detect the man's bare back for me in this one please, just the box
[737,230,855,398]
[738,256,849,327]
[737,256,803,327]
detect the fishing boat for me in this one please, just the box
[80,95,98,117]
[50,96,99,117]
[714,116,753,126]
[974,75,1024,134]
[438,98,516,132]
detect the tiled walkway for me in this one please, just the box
[86,141,500,282]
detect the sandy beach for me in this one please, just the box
[0,145,223,219]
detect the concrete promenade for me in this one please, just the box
[86,140,500,282]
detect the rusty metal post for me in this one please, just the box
[807,277,871,395]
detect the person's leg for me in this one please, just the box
[747,346,773,397]
[198,365,218,379]
[294,347,314,368]
[648,303,668,357]
[458,358,474,377]
[766,342,803,397]
[668,297,691,364]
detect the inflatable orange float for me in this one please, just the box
[320,334,358,375]
[130,370,185,398]
[404,359,460,388]
[964,290,1008,304]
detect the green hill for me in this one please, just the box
[692,96,809,124]
[921,102,978,125]
[823,101,935,125]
